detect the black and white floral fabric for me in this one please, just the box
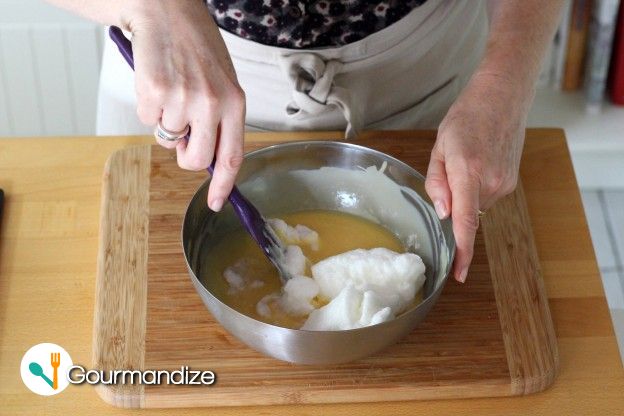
[206,0,428,48]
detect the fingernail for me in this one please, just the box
[434,199,448,219]
[458,268,468,283]
[209,198,224,212]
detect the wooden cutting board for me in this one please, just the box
[93,134,558,408]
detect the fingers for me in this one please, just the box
[157,94,190,149]
[448,173,481,284]
[176,114,218,171]
[425,147,452,220]
[207,97,245,212]
[132,32,180,150]
[174,93,245,213]
[479,172,518,210]
[426,140,479,284]
[132,33,167,128]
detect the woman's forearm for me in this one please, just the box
[477,0,566,102]
[44,0,132,26]
[44,0,203,29]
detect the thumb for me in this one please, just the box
[425,148,452,220]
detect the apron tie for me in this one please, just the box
[279,53,359,138]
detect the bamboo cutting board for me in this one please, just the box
[93,134,558,408]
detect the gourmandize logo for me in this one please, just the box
[21,343,217,394]
[20,343,73,396]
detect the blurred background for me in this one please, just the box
[0,0,101,137]
[0,0,623,359]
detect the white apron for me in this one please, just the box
[96,0,488,138]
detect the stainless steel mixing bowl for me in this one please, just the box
[182,141,455,364]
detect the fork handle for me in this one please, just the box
[52,365,58,390]
[206,163,269,250]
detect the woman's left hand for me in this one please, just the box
[425,71,533,283]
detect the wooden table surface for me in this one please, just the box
[0,129,622,415]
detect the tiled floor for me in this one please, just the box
[580,190,624,363]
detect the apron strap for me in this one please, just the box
[279,53,360,138]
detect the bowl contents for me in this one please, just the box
[201,209,426,330]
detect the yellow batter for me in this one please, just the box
[201,210,421,329]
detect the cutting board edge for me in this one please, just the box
[92,145,152,408]
[483,178,559,395]
[140,379,515,408]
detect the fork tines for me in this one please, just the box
[51,352,61,365]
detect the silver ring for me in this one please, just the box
[154,121,190,142]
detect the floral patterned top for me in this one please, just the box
[206,0,429,48]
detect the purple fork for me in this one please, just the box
[108,26,292,283]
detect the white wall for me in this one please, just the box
[528,88,624,189]
[0,0,102,137]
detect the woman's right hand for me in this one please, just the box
[122,0,245,212]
